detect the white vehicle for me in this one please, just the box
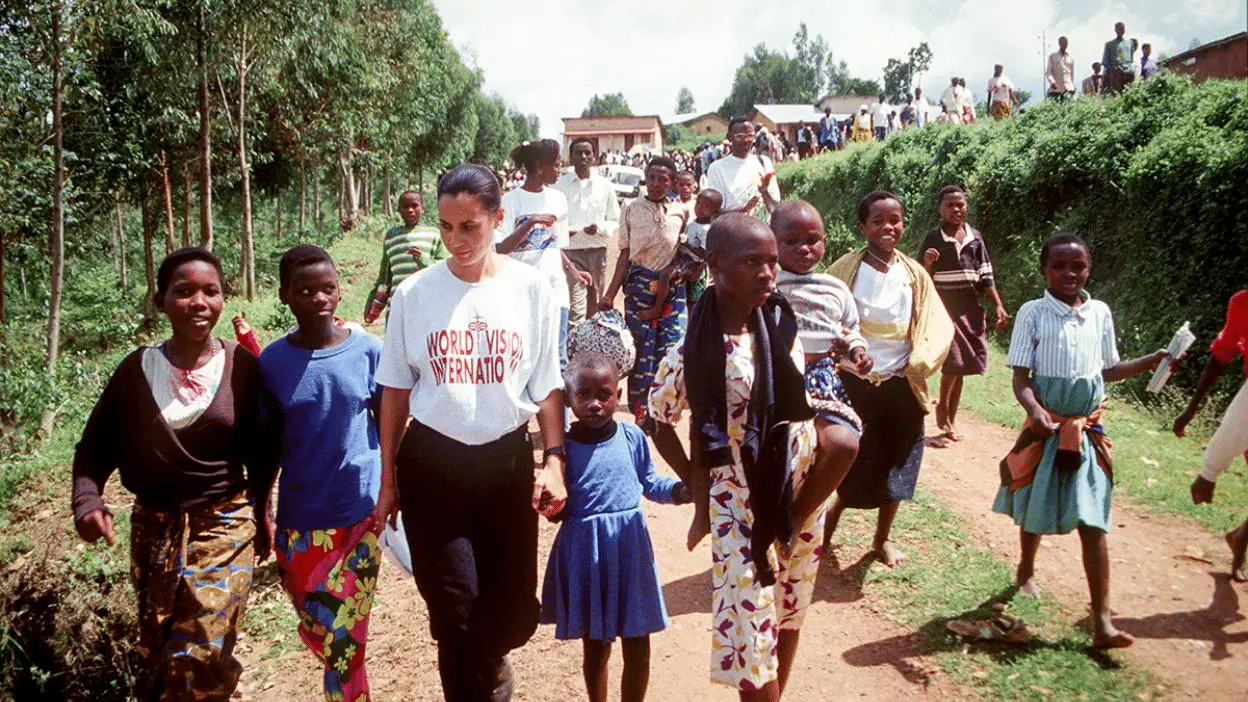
[598,165,644,203]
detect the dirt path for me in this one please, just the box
[237,410,972,701]
[918,412,1248,700]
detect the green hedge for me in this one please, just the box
[778,73,1248,407]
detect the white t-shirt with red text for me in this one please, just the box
[376,259,563,445]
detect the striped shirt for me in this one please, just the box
[916,225,995,303]
[365,224,443,315]
[775,269,867,356]
[1006,290,1120,379]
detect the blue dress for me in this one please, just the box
[992,291,1120,534]
[540,421,680,641]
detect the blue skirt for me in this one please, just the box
[540,508,670,641]
[992,375,1113,534]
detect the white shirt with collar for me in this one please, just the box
[555,170,620,251]
[1046,51,1075,93]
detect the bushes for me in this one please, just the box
[779,73,1248,410]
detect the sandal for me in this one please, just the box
[947,616,1033,644]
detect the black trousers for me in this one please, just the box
[397,421,538,701]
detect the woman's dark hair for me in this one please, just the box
[279,244,334,289]
[857,190,901,224]
[647,156,678,179]
[1039,232,1091,266]
[509,138,561,171]
[936,184,965,204]
[437,163,503,212]
[156,247,223,296]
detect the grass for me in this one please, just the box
[957,341,1248,535]
[830,488,1167,700]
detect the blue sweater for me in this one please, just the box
[259,330,383,530]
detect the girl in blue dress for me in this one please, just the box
[541,353,689,702]
[993,233,1167,649]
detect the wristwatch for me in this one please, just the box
[542,446,566,460]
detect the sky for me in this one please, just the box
[431,0,1246,139]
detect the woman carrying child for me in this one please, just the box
[541,353,689,702]
[649,213,821,701]
[71,247,274,701]
[373,164,567,700]
[601,156,689,423]
[824,192,953,567]
[917,185,1009,446]
[994,233,1167,648]
[258,245,384,700]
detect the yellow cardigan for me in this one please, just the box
[828,248,954,411]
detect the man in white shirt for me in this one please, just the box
[1045,36,1076,101]
[913,86,934,126]
[555,138,620,323]
[986,64,1019,120]
[705,117,780,219]
[871,94,890,140]
[939,77,963,123]
[1140,43,1159,79]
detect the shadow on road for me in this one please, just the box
[1114,572,1248,660]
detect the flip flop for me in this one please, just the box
[946,616,1033,644]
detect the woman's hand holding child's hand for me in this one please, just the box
[533,458,568,518]
[75,509,115,546]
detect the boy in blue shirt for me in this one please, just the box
[259,244,384,701]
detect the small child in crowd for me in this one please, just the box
[682,188,722,307]
[258,244,385,698]
[1173,288,1248,582]
[601,156,688,422]
[772,200,870,528]
[824,192,953,567]
[918,185,1009,447]
[673,170,698,209]
[994,233,1167,649]
[363,190,443,324]
[541,353,689,702]
[649,213,821,700]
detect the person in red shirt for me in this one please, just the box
[1174,289,1248,582]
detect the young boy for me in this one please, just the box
[917,185,1009,446]
[772,200,870,528]
[363,190,443,323]
[258,244,384,700]
[600,156,689,422]
[681,188,721,307]
[648,212,820,700]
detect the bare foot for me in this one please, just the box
[925,434,952,449]
[1016,575,1041,597]
[1226,524,1248,582]
[947,425,965,442]
[687,514,710,551]
[1091,632,1133,649]
[874,541,907,567]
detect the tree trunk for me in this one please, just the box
[339,149,358,229]
[0,232,6,327]
[298,162,306,232]
[362,160,372,217]
[197,1,214,249]
[161,152,176,254]
[235,40,255,301]
[313,159,322,230]
[141,186,157,321]
[383,165,392,217]
[275,193,282,239]
[181,162,192,246]
[115,197,128,291]
[41,3,66,439]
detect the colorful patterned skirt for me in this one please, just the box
[276,518,382,701]
[130,491,256,702]
[623,266,687,421]
[709,420,821,690]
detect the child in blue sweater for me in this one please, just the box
[258,244,384,700]
[541,353,689,702]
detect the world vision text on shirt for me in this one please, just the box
[426,317,525,385]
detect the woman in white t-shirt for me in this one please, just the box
[496,139,586,372]
[373,163,568,700]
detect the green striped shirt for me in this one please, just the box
[365,225,444,315]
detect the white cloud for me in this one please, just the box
[431,0,1246,139]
